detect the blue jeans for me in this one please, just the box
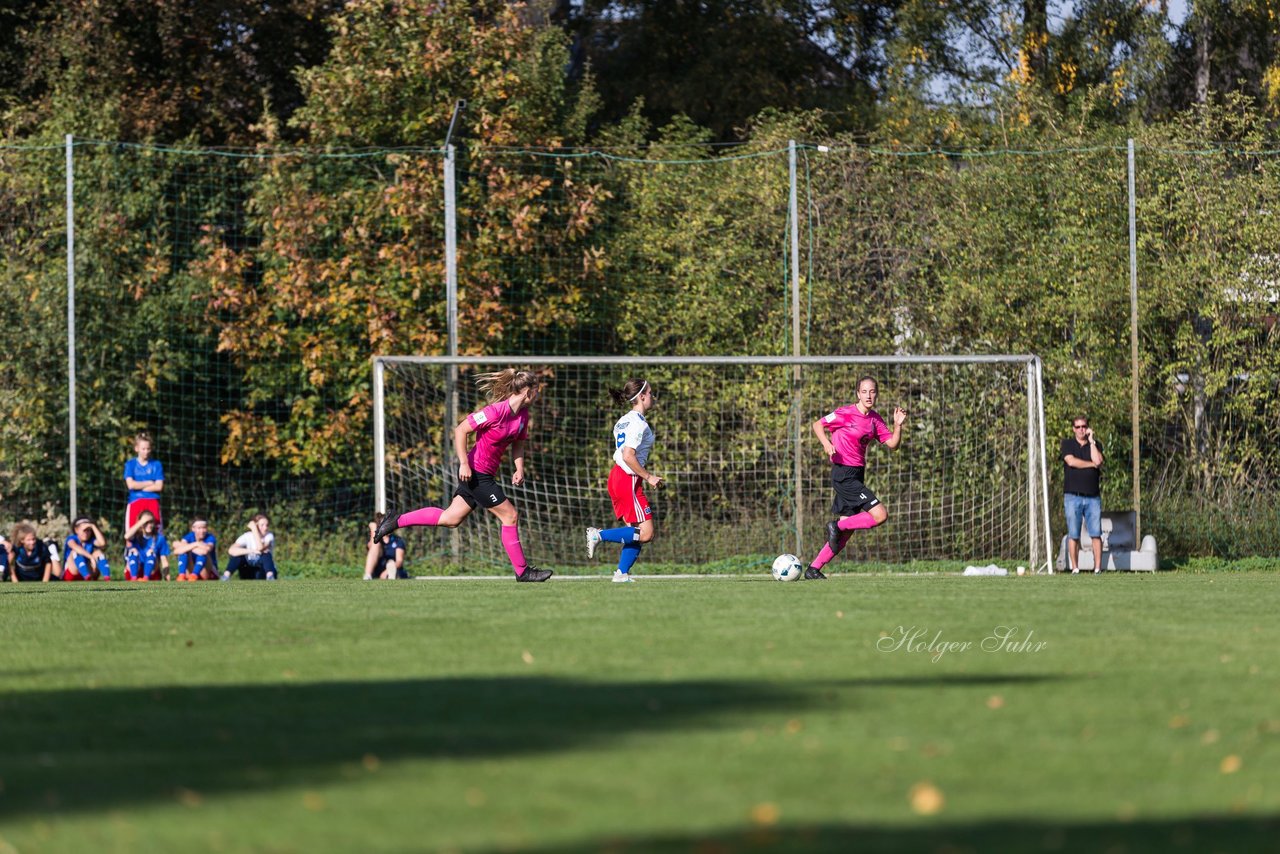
[1064,494,1102,540]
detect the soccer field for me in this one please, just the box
[2,573,1277,853]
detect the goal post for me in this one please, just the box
[373,355,1052,574]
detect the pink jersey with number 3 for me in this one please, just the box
[466,401,529,475]
[821,405,893,467]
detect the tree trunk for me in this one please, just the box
[1195,8,1211,104]
[1023,0,1049,83]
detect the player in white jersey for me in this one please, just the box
[585,378,662,582]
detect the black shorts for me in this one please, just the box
[454,472,509,510]
[830,465,880,517]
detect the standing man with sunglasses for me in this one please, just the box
[1062,417,1105,573]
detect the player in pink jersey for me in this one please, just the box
[372,368,552,582]
[805,375,907,579]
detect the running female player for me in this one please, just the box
[585,378,662,583]
[372,368,551,582]
[806,375,906,579]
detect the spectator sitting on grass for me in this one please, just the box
[124,511,171,582]
[172,516,219,581]
[365,513,407,580]
[223,514,277,581]
[63,516,113,581]
[10,523,55,583]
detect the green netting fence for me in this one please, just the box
[2,137,1279,564]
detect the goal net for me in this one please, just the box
[374,356,1051,574]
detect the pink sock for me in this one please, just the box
[810,531,853,570]
[501,526,527,575]
[838,511,880,532]
[809,544,836,570]
[398,507,442,527]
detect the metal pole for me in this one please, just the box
[443,143,460,562]
[377,354,1045,367]
[1027,360,1035,572]
[1036,357,1053,573]
[65,134,77,521]
[1127,139,1141,540]
[373,358,386,514]
[789,140,803,558]
[445,144,459,357]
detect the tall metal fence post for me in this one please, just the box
[444,143,461,562]
[374,358,386,513]
[1127,139,1141,540]
[1035,357,1052,573]
[445,143,459,359]
[65,134,77,521]
[1027,360,1036,570]
[789,140,803,557]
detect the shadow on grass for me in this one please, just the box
[0,672,1062,820]
[1,676,806,818]
[476,816,1280,854]
[0,585,143,594]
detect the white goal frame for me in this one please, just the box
[373,354,1053,573]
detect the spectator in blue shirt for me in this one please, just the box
[124,431,165,532]
[124,510,171,582]
[64,516,113,581]
[173,516,219,581]
[0,532,12,581]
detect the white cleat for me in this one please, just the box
[1094,568,1102,574]
[612,570,634,583]
[586,527,602,559]
[1071,568,1080,574]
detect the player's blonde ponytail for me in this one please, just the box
[476,368,539,404]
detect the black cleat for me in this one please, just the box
[825,520,841,553]
[517,565,553,582]
[804,566,827,581]
[372,507,399,541]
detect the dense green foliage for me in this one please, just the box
[1,575,1277,851]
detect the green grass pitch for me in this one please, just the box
[1,573,1277,852]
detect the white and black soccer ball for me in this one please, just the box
[771,553,803,581]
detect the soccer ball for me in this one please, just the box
[771,553,803,581]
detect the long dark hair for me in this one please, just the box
[608,378,649,406]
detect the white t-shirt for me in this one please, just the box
[612,410,655,475]
[234,530,275,558]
